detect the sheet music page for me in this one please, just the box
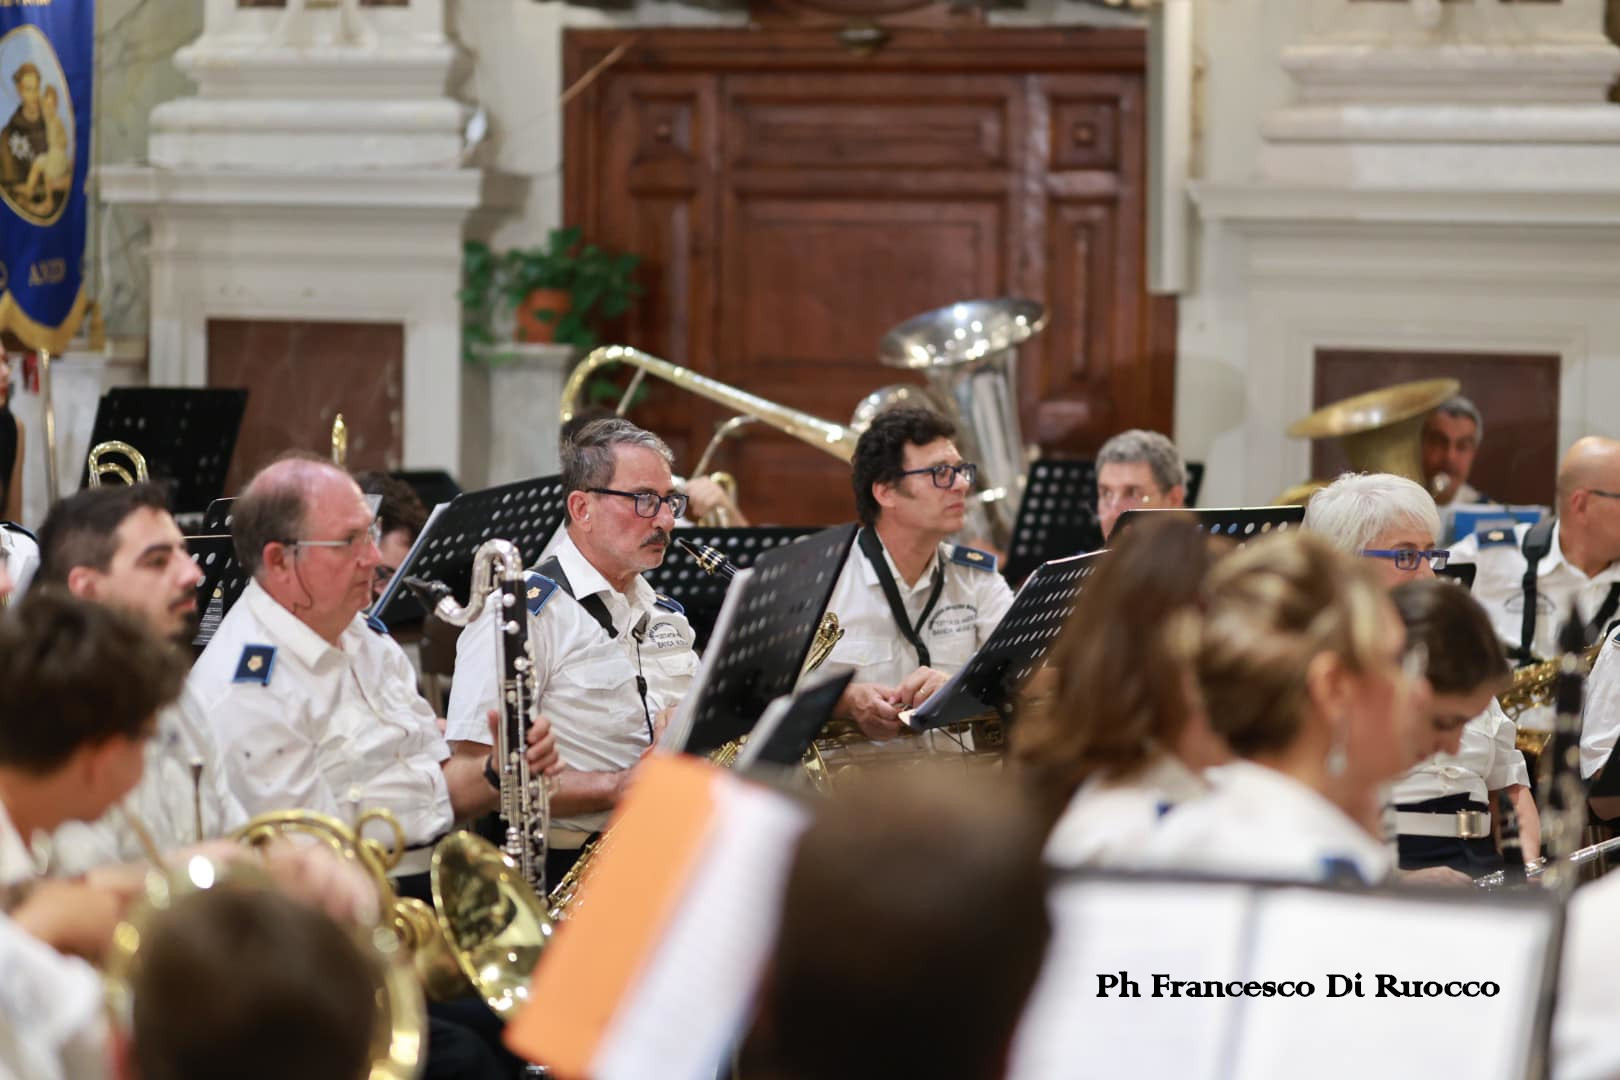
[1231,890,1555,1080]
[368,502,448,617]
[1007,878,1255,1080]
[592,778,809,1080]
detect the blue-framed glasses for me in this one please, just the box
[898,462,978,489]
[1361,548,1450,572]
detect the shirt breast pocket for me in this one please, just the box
[648,650,698,680]
[828,636,895,670]
[571,656,637,695]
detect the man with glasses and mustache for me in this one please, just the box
[29,484,244,871]
[184,455,559,901]
[447,418,697,885]
[817,407,1015,740]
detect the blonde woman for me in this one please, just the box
[1140,531,1432,884]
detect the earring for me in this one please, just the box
[1325,718,1348,777]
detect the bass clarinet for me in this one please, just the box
[433,539,553,893]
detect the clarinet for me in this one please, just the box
[1536,611,1594,896]
[675,537,738,580]
[431,540,552,893]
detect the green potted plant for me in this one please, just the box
[460,227,641,361]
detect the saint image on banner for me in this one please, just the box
[0,27,76,228]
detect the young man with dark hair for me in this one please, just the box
[819,406,1014,738]
[751,767,1050,1080]
[353,470,429,599]
[32,484,242,872]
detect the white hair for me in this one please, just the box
[1303,472,1442,554]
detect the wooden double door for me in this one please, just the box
[563,27,1175,526]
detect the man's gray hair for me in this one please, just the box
[1304,472,1442,555]
[561,418,675,521]
[1096,429,1187,493]
[1433,395,1484,445]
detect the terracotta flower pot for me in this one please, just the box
[516,288,572,344]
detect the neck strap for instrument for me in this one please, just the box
[536,556,617,641]
[857,526,945,670]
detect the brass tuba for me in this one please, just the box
[87,439,150,487]
[1282,378,1460,503]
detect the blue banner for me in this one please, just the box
[0,0,91,353]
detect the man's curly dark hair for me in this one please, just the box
[850,407,956,527]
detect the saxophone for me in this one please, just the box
[1501,642,1602,756]
[431,539,553,893]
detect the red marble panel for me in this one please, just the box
[207,318,404,496]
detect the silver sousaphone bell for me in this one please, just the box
[855,298,1047,551]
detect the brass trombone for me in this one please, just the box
[87,440,150,487]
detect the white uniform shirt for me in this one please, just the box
[48,704,246,875]
[1392,699,1530,806]
[1137,760,1395,885]
[0,795,39,886]
[184,580,454,847]
[0,914,110,1080]
[446,556,663,836]
[0,522,38,598]
[816,531,1015,690]
[1555,872,1620,1080]
[1450,520,1620,665]
[1579,633,1620,779]
[1044,754,1208,869]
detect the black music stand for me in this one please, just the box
[79,388,248,512]
[1111,504,1305,545]
[1437,563,1477,590]
[1185,461,1206,506]
[370,476,568,626]
[674,524,857,757]
[1004,459,1104,585]
[645,526,823,649]
[190,533,249,648]
[736,670,857,771]
[907,550,1103,731]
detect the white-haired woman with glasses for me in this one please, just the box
[1137,531,1433,884]
[1304,472,1450,588]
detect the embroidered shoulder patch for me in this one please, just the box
[654,593,685,615]
[1476,527,1516,548]
[948,544,998,574]
[525,572,559,617]
[233,644,277,686]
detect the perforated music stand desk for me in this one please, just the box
[80,388,248,512]
[370,475,569,623]
[907,550,1103,732]
[189,532,249,649]
[736,670,857,771]
[1111,504,1305,545]
[1004,459,1103,585]
[675,524,858,758]
[646,526,823,649]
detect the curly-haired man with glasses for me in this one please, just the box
[816,406,1014,739]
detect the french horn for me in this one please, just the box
[87,439,150,487]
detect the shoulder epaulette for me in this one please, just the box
[1475,527,1516,548]
[364,612,390,636]
[524,572,559,616]
[948,544,998,574]
[0,521,36,542]
[233,644,277,686]
[654,593,684,615]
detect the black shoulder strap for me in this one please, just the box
[857,526,945,670]
[1517,518,1557,664]
[536,556,618,641]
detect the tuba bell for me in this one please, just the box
[1282,378,1459,502]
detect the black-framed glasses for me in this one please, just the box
[1360,548,1450,572]
[897,462,978,490]
[588,487,690,519]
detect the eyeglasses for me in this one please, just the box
[588,487,690,520]
[897,462,978,490]
[1097,488,1158,509]
[1360,548,1450,572]
[286,519,382,556]
[1588,489,1620,501]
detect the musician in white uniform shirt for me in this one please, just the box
[1139,532,1431,885]
[448,418,696,882]
[1449,436,1620,668]
[817,407,1014,739]
[186,458,549,892]
[29,485,245,871]
[1015,513,1230,867]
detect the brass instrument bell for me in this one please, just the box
[1286,378,1460,487]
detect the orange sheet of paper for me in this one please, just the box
[505,753,722,1077]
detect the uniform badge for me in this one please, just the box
[948,544,998,573]
[1477,527,1516,548]
[524,572,559,616]
[233,644,277,686]
[654,593,685,615]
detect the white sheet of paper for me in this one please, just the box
[592,777,809,1080]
